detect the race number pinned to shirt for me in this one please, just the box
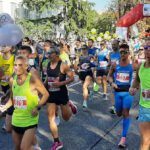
[99,61,108,67]
[13,96,27,109]
[48,77,60,92]
[81,63,90,70]
[116,72,130,83]
[142,89,150,101]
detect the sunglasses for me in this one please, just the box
[144,46,150,50]
[100,43,105,45]
[23,41,28,42]
[139,49,144,50]
[47,50,55,54]
[120,51,129,54]
[82,48,87,50]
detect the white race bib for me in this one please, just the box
[48,77,60,92]
[116,73,130,83]
[99,61,108,67]
[13,96,27,109]
[142,89,150,101]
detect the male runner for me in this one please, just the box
[109,39,121,114]
[1,56,49,150]
[0,46,15,132]
[129,45,150,150]
[44,46,77,150]
[108,44,136,148]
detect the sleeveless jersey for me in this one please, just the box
[60,51,71,65]
[139,62,150,108]
[88,47,97,56]
[97,49,109,70]
[110,51,120,64]
[12,73,39,127]
[114,61,133,86]
[136,55,146,64]
[0,54,14,86]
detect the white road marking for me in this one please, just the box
[68,81,81,88]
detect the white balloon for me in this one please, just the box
[0,24,23,46]
[0,13,14,27]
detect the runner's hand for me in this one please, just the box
[0,105,7,113]
[129,87,136,96]
[31,108,39,117]
[112,83,118,89]
[52,82,63,88]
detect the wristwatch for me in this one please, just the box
[36,106,41,111]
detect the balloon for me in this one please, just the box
[91,28,96,34]
[113,34,117,38]
[97,37,102,41]
[105,31,109,35]
[0,24,23,46]
[90,36,95,41]
[0,13,14,27]
[99,33,104,37]
[104,33,108,39]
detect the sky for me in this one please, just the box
[88,0,111,10]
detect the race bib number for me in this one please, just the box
[13,96,27,109]
[81,63,90,70]
[48,77,60,92]
[1,75,10,83]
[142,89,150,101]
[116,73,130,83]
[99,61,108,67]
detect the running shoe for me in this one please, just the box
[82,101,87,108]
[89,91,93,101]
[118,137,126,148]
[109,106,116,114]
[103,94,108,100]
[55,116,60,126]
[2,123,6,132]
[69,101,77,114]
[93,83,100,92]
[32,144,42,150]
[50,142,63,150]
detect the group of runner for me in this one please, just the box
[0,37,150,150]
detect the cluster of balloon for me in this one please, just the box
[0,13,23,46]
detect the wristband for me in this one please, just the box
[36,106,41,111]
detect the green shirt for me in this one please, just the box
[139,61,150,108]
[12,73,39,127]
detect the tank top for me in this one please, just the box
[110,51,120,64]
[0,54,14,86]
[97,49,109,70]
[114,60,133,90]
[79,55,91,72]
[47,61,67,93]
[12,73,39,127]
[136,55,146,64]
[139,62,150,108]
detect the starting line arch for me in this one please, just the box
[116,3,150,40]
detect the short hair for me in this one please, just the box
[50,46,60,54]
[76,39,81,42]
[24,37,30,42]
[57,43,63,48]
[120,44,129,50]
[20,46,32,54]
[15,55,29,65]
[82,44,88,49]
[45,40,52,44]
[88,39,94,43]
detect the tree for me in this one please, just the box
[19,0,98,39]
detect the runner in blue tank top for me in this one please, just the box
[108,44,136,148]
[95,40,109,100]
[108,40,121,114]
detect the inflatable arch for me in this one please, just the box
[116,3,150,40]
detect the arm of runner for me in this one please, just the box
[53,63,74,88]
[33,77,49,108]
[129,63,141,96]
[74,56,80,75]
[0,67,5,80]
[30,67,40,79]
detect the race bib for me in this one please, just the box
[81,63,90,70]
[1,75,10,83]
[13,96,27,109]
[142,89,150,101]
[116,73,130,83]
[99,61,108,67]
[48,77,60,92]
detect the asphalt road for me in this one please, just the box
[0,76,141,150]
